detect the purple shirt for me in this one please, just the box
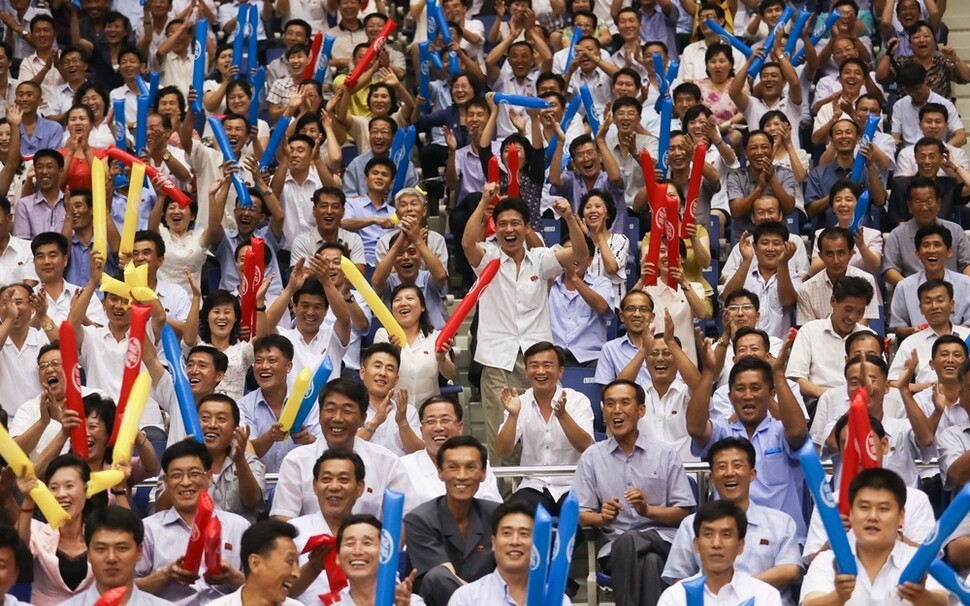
[549,273,615,363]
[549,170,628,236]
[639,4,681,61]
[13,191,65,239]
[20,117,64,156]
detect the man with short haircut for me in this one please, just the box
[270,134,324,248]
[136,440,250,604]
[17,16,65,116]
[889,280,970,389]
[497,342,594,514]
[714,290,783,388]
[341,157,398,266]
[291,187,366,270]
[596,290,655,390]
[340,117,418,202]
[663,438,800,602]
[721,221,801,339]
[882,177,970,286]
[30,232,107,326]
[890,224,970,337]
[549,234,614,366]
[64,506,175,605]
[287,450,366,605]
[12,148,65,240]
[329,514,424,605]
[401,396,501,505]
[207,520,303,606]
[405,436,500,606]
[797,228,881,325]
[659,501,785,605]
[266,20,312,86]
[788,276,874,400]
[726,131,798,241]
[805,117,888,220]
[891,62,966,148]
[888,137,970,229]
[462,191,588,464]
[896,103,970,177]
[720,196,809,284]
[574,379,695,606]
[130,230,191,330]
[688,337,809,539]
[0,196,35,288]
[270,378,417,521]
[449,500,571,606]
[356,343,423,456]
[239,335,322,474]
[730,54,804,151]
[0,282,52,414]
[800,469,949,605]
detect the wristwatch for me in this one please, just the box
[162,151,171,162]
[42,319,54,332]
[20,29,27,38]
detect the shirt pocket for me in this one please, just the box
[758,447,790,487]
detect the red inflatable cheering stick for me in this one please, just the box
[182,491,215,575]
[507,143,520,197]
[643,185,666,287]
[109,302,151,446]
[436,258,500,353]
[58,322,88,459]
[303,533,348,604]
[302,32,323,81]
[484,156,500,238]
[104,146,191,208]
[680,143,706,238]
[240,237,265,342]
[204,516,222,576]
[344,20,397,90]
[838,388,878,514]
[93,586,128,606]
[664,193,681,290]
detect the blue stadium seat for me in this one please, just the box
[625,216,640,246]
[709,214,720,261]
[561,367,604,437]
[541,217,562,247]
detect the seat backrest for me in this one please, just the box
[541,217,562,247]
[561,367,604,433]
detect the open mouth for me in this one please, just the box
[46,375,59,387]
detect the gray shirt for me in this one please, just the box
[882,218,970,277]
[573,433,695,558]
[725,166,798,242]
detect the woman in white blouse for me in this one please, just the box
[761,110,810,213]
[579,189,630,305]
[810,179,884,276]
[374,284,457,407]
[150,181,215,290]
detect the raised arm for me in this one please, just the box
[772,330,808,450]
[686,334,716,446]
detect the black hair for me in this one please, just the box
[845,330,883,355]
[817,226,855,253]
[493,197,531,226]
[161,438,213,473]
[728,356,775,390]
[523,341,566,367]
[724,288,760,311]
[198,393,240,427]
[240,520,299,575]
[848,468,907,510]
[752,220,789,243]
[603,379,646,405]
[490,499,536,535]
[362,342,402,368]
[693,500,748,538]
[834,412,887,449]
[30,231,69,256]
[320,377,369,418]
[388,283,434,336]
[436,435,487,471]
[85,505,144,546]
[906,176,941,203]
[364,156,397,181]
[731,327,770,352]
[915,223,952,250]
[932,334,969,359]
[0,524,31,584]
[917,278,954,301]
[313,449,366,482]
[706,436,756,469]
[33,148,65,170]
[844,353,889,379]
[253,334,295,363]
[579,189,618,229]
[199,290,242,345]
[336,514,380,549]
[919,102,949,123]
[418,395,463,422]
[133,230,165,258]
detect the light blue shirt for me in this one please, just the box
[662,502,802,605]
[19,117,63,156]
[136,509,250,605]
[343,195,397,265]
[238,386,324,473]
[550,273,615,364]
[740,267,803,340]
[322,289,371,371]
[890,269,970,328]
[692,417,807,540]
[449,570,571,606]
[109,187,155,234]
[573,433,696,558]
[213,226,284,297]
[62,584,176,606]
[341,151,418,201]
[595,334,652,389]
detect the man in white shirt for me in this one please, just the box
[16,15,64,117]
[131,231,191,334]
[29,232,107,326]
[796,229,881,325]
[269,378,418,521]
[462,189,588,465]
[800,468,949,605]
[357,343,423,456]
[0,282,52,414]
[287,449,366,605]
[207,519,303,606]
[289,187,366,271]
[0,197,34,288]
[658,500,784,606]
[896,102,970,178]
[401,396,501,505]
[270,133,323,249]
[679,3,746,82]
[891,62,966,149]
[787,276,873,400]
[496,342,594,514]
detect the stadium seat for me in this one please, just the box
[561,367,604,437]
[542,217,562,247]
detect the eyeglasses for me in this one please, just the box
[622,305,653,315]
[38,360,63,370]
[421,417,458,427]
[166,470,206,482]
[726,304,756,313]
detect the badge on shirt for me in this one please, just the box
[475,545,486,552]
[760,538,769,546]
[763,446,782,456]
[531,275,538,281]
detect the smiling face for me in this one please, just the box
[492,512,533,576]
[759,66,783,99]
[753,233,785,271]
[494,208,528,256]
[102,293,130,330]
[294,293,327,335]
[88,528,141,590]
[619,291,654,336]
[37,349,65,399]
[525,348,563,394]
[830,188,858,227]
[131,240,162,277]
[81,89,107,122]
[909,24,935,57]
[364,165,393,196]
[580,195,610,231]
[745,133,772,166]
[391,286,424,329]
[253,346,292,393]
[645,339,676,383]
[286,50,309,78]
[320,392,363,450]
[931,343,966,383]
[729,369,772,427]
[601,383,644,439]
[694,516,744,576]
[732,334,767,362]
[207,303,237,342]
[914,143,944,178]
[917,233,951,273]
[831,295,868,337]
[223,118,249,155]
[907,186,940,226]
[49,465,86,519]
[919,111,947,141]
[507,44,534,78]
[33,155,61,192]
[612,76,639,101]
[33,242,67,284]
[919,285,955,329]
[164,455,211,514]
[709,447,756,503]
[419,402,463,458]
[86,412,109,462]
[849,487,904,550]
[438,445,485,502]
[839,62,865,97]
[199,399,235,452]
[313,457,364,520]
[163,199,194,235]
[360,352,399,400]
[15,83,40,114]
[250,536,300,603]
[337,523,380,582]
[845,360,888,402]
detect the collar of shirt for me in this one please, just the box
[728,414,773,437]
[159,506,192,529]
[26,191,64,206]
[607,431,651,455]
[338,20,362,32]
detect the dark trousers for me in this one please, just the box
[509,487,571,517]
[449,193,480,290]
[417,566,462,606]
[602,529,671,606]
